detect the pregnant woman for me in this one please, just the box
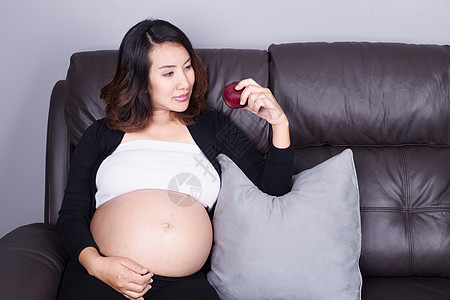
[57,19,293,300]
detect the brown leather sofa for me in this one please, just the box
[0,42,449,299]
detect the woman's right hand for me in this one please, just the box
[79,247,153,300]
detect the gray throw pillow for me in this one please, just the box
[207,149,362,300]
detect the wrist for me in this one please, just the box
[271,117,290,149]
[79,247,103,277]
[271,116,289,130]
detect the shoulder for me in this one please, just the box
[78,118,124,151]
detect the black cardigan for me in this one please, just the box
[57,109,293,261]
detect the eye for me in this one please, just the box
[163,71,174,77]
[185,64,192,70]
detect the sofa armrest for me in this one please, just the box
[0,223,69,300]
[46,80,69,225]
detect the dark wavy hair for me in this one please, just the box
[101,19,208,131]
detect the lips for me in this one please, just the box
[173,93,189,102]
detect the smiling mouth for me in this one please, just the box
[173,93,189,102]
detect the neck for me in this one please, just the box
[151,110,181,125]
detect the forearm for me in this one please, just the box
[56,199,99,260]
[261,140,294,196]
[271,117,290,149]
[213,109,293,195]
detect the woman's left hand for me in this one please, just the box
[235,78,288,126]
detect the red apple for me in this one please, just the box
[222,81,246,109]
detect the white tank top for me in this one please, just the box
[95,140,220,210]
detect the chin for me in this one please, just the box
[175,102,190,112]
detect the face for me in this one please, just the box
[147,42,195,116]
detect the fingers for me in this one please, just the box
[121,257,149,275]
[100,256,154,299]
[235,78,258,91]
[120,271,153,299]
[120,261,153,295]
[235,78,273,107]
[240,84,278,114]
[123,281,152,300]
[236,78,262,106]
[234,78,288,126]
[246,89,272,112]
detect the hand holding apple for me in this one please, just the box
[224,79,286,125]
[223,78,291,149]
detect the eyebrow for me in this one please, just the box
[158,57,191,69]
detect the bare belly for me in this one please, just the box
[90,189,213,277]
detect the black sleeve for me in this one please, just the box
[214,111,294,196]
[56,121,104,261]
[258,142,294,195]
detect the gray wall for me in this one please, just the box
[0,0,449,238]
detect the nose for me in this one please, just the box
[176,70,190,90]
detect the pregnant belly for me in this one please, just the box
[90,189,213,277]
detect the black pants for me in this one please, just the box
[58,259,220,300]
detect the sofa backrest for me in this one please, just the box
[269,42,450,278]
[270,42,450,146]
[65,49,270,152]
